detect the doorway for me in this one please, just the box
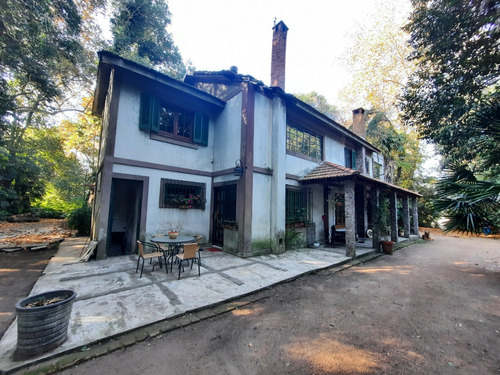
[212,184,237,246]
[107,178,143,256]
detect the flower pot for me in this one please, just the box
[380,240,394,255]
[15,290,76,359]
[168,232,179,239]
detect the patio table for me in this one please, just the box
[151,235,196,271]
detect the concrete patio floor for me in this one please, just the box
[0,237,390,373]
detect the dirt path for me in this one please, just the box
[0,220,73,337]
[55,235,499,375]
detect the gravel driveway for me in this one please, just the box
[54,234,499,375]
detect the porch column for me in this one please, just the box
[344,180,356,258]
[372,186,381,251]
[412,197,419,235]
[402,195,410,238]
[389,191,398,243]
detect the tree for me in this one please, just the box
[336,1,422,187]
[338,1,415,122]
[295,92,341,122]
[401,0,500,233]
[366,111,421,188]
[0,0,107,217]
[110,0,185,77]
[401,0,499,166]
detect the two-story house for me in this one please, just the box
[91,21,420,260]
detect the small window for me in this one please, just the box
[160,179,206,209]
[286,123,322,159]
[344,147,357,169]
[285,185,312,227]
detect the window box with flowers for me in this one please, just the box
[160,179,206,209]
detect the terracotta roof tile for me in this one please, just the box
[301,162,421,197]
[301,162,359,181]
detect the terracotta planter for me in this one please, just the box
[380,240,394,255]
[15,290,76,359]
[168,232,179,239]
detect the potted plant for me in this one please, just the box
[15,289,76,359]
[168,230,179,239]
[379,194,394,255]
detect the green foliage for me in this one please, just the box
[110,0,185,77]
[66,205,92,236]
[402,0,500,233]
[0,147,44,216]
[434,167,500,234]
[366,111,422,188]
[295,92,340,122]
[401,0,499,164]
[414,178,441,227]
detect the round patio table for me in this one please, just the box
[151,235,196,271]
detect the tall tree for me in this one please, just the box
[0,0,106,216]
[401,0,500,232]
[338,1,415,122]
[401,0,499,167]
[295,92,341,122]
[366,111,422,188]
[337,1,422,187]
[110,0,185,77]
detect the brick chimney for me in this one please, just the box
[352,108,366,138]
[271,20,288,90]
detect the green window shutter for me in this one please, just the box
[139,93,151,130]
[150,96,159,132]
[193,112,209,146]
[352,150,357,170]
[139,93,159,132]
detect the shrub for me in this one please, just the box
[66,205,91,236]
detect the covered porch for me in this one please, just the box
[301,162,421,258]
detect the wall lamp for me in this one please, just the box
[234,159,244,176]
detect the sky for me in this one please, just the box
[167,0,441,176]
[167,0,411,105]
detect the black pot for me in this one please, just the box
[15,290,76,359]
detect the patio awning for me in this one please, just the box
[301,161,422,197]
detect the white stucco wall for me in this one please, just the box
[323,136,346,166]
[285,154,320,177]
[112,164,212,241]
[113,84,214,172]
[213,93,242,171]
[253,93,273,169]
[252,173,273,240]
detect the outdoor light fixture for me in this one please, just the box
[234,159,244,176]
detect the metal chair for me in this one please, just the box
[175,243,201,280]
[136,241,168,278]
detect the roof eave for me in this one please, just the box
[92,51,226,117]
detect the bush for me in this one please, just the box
[66,205,91,236]
[31,207,65,219]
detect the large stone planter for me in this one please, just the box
[15,290,76,359]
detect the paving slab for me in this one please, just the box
[0,238,386,374]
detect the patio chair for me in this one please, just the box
[136,241,168,278]
[175,243,201,280]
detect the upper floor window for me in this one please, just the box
[140,93,209,146]
[159,104,192,141]
[286,123,322,159]
[344,147,357,169]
